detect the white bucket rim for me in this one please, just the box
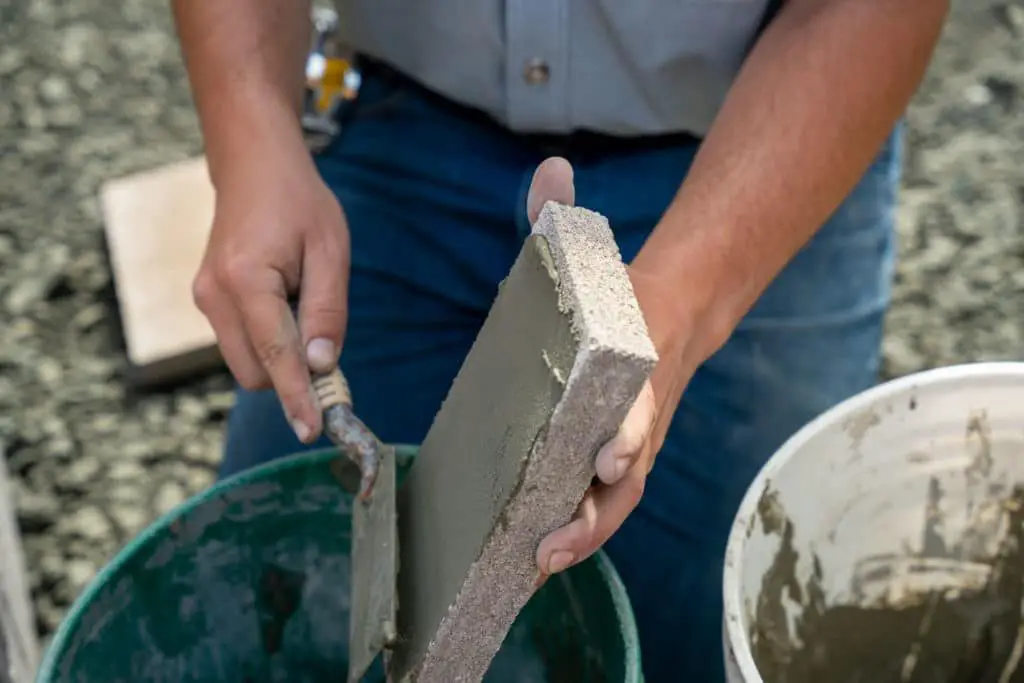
[721,360,1024,681]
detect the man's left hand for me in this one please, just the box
[528,158,702,580]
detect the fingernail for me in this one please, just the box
[306,338,336,372]
[547,550,576,574]
[291,419,312,444]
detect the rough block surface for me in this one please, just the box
[388,202,657,682]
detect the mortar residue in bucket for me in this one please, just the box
[724,365,1024,683]
[754,485,1024,683]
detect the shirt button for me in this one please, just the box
[523,58,550,85]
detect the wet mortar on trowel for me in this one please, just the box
[752,419,1024,683]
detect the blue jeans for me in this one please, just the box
[221,68,901,682]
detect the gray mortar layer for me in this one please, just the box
[387,202,658,682]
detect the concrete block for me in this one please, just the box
[387,202,658,682]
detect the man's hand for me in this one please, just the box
[533,0,948,580]
[172,0,342,441]
[192,142,349,444]
[528,158,703,579]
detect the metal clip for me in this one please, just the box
[302,6,361,153]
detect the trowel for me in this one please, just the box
[312,367,400,683]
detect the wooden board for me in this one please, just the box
[99,157,223,386]
[0,446,39,683]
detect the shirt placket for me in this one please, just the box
[504,0,570,132]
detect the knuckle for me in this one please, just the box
[581,533,601,555]
[191,272,219,312]
[619,431,646,458]
[622,476,646,508]
[303,301,346,323]
[235,368,269,392]
[254,338,289,369]
[320,191,345,222]
[219,255,258,289]
[279,386,312,411]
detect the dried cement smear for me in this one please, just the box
[752,469,1024,681]
[388,203,657,682]
[755,486,1024,683]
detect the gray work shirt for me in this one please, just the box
[334,0,775,137]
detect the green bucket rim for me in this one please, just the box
[36,445,642,682]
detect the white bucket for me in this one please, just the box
[723,362,1024,682]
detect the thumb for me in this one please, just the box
[527,157,575,226]
[299,228,350,374]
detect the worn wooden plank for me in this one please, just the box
[0,446,40,683]
[99,156,222,387]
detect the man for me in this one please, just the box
[172,1,948,679]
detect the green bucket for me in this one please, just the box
[36,446,643,682]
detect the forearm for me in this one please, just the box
[170,0,312,186]
[634,0,948,358]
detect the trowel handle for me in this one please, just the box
[311,366,381,502]
[312,366,352,410]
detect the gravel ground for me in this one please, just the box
[1,0,1022,647]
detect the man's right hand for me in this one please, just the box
[192,141,349,445]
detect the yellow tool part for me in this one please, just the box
[314,57,353,114]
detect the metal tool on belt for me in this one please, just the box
[301,6,360,153]
[311,367,383,502]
